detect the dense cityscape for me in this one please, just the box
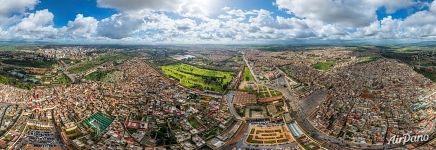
[1,0,436,149]
[0,45,434,150]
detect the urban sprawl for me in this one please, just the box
[0,45,434,150]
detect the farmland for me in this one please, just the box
[161,64,233,93]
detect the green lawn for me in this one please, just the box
[244,66,254,81]
[162,64,233,92]
[313,60,336,71]
[188,117,201,128]
[54,74,71,84]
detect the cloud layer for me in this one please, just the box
[0,0,435,44]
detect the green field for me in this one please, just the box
[244,66,254,81]
[68,54,129,74]
[415,68,436,82]
[54,74,71,84]
[358,56,380,64]
[84,70,113,81]
[1,59,56,68]
[188,117,201,128]
[162,64,233,92]
[313,60,336,71]
[0,75,35,89]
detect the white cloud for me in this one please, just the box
[0,0,435,43]
[366,0,416,13]
[0,0,38,16]
[275,0,415,27]
[66,14,98,38]
[16,9,53,29]
[97,0,180,12]
[276,0,374,27]
[11,9,58,39]
[249,9,275,27]
[97,0,221,18]
[0,0,39,27]
[353,1,436,39]
[175,18,196,31]
[97,13,145,39]
[432,1,436,12]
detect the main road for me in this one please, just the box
[225,91,242,120]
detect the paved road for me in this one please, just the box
[0,104,12,127]
[59,60,76,83]
[51,109,69,150]
[226,91,242,120]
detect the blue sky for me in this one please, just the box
[35,0,293,27]
[0,0,435,44]
[35,0,115,27]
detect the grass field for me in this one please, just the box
[188,117,201,128]
[162,64,233,92]
[358,56,380,64]
[54,74,71,84]
[68,53,129,74]
[244,66,254,81]
[313,60,336,71]
[1,59,56,68]
[415,68,436,82]
[0,75,35,89]
[84,70,113,81]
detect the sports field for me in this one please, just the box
[82,112,114,138]
[162,64,233,92]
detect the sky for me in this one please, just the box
[0,0,435,44]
